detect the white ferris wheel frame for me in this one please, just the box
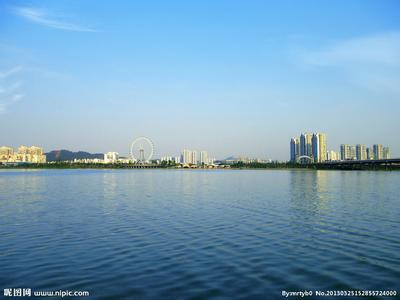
[130,136,154,162]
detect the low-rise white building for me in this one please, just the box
[104,152,119,164]
[161,156,174,162]
[74,158,104,164]
[118,157,132,164]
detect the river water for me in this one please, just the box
[0,169,399,299]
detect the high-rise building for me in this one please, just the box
[383,147,391,159]
[311,133,327,162]
[290,138,300,162]
[306,134,313,157]
[366,147,374,160]
[318,133,327,162]
[326,150,340,161]
[356,144,367,160]
[312,134,319,162]
[182,149,191,164]
[350,145,356,160]
[300,133,313,157]
[290,138,295,161]
[299,134,306,156]
[200,151,209,165]
[341,144,356,160]
[299,134,304,154]
[294,132,326,162]
[296,140,300,160]
[341,144,350,160]
[182,149,197,165]
[191,151,197,165]
[373,144,383,160]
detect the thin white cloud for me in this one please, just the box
[302,32,400,95]
[11,93,24,102]
[0,95,23,114]
[0,93,24,114]
[13,6,96,32]
[0,66,22,79]
[0,67,24,114]
[304,32,400,66]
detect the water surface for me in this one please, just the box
[0,169,399,299]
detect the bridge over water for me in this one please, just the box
[315,158,400,170]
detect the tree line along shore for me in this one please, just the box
[0,161,399,171]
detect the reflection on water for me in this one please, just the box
[289,170,330,210]
[0,169,399,299]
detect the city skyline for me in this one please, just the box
[1,133,396,163]
[1,0,400,160]
[290,132,392,163]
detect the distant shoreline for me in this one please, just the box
[0,163,399,171]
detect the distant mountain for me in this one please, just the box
[224,156,236,161]
[45,150,103,162]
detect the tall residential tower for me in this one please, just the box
[300,133,313,157]
[290,138,300,162]
[292,132,327,163]
[356,144,367,160]
[373,144,383,160]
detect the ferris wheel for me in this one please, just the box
[130,136,154,163]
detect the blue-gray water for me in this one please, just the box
[0,169,399,299]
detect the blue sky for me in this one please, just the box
[0,0,399,160]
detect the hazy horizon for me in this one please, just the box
[1,0,399,160]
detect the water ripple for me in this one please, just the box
[0,169,399,299]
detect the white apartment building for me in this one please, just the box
[182,149,198,165]
[326,150,340,161]
[200,151,209,165]
[0,145,46,163]
[104,152,119,163]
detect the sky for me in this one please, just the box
[0,0,399,160]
